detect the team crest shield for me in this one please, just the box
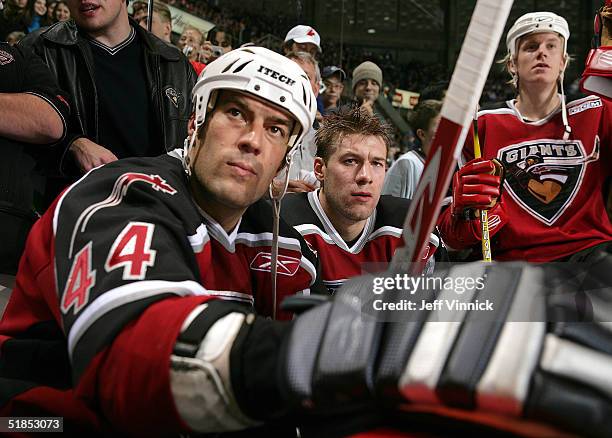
[498,138,600,225]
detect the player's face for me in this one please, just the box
[190,91,294,225]
[316,133,387,225]
[68,0,127,33]
[513,32,566,89]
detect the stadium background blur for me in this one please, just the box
[166,0,597,99]
[157,0,601,149]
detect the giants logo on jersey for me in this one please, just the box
[250,252,300,276]
[498,138,600,225]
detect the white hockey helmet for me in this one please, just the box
[190,46,317,150]
[506,11,570,58]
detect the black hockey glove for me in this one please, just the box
[279,260,612,437]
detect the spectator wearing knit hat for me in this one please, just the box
[352,60,383,117]
[283,24,321,59]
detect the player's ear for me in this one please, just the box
[313,157,326,183]
[561,53,569,73]
[188,114,196,136]
[416,128,426,143]
[507,57,516,75]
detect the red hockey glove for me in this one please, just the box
[451,158,504,218]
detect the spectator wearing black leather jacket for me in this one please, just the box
[20,0,195,204]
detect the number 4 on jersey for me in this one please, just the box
[61,242,96,315]
[105,222,157,280]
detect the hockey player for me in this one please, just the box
[0,47,324,434]
[282,106,442,294]
[1,48,610,438]
[438,11,612,262]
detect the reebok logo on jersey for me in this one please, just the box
[257,65,296,86]
[250,252,300,276]
[499,138,599,225]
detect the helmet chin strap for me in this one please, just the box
[182,130,199,176]
[559,56,572,140]
[184,91,218,176]
[267,146,298,319]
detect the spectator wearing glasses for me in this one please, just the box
[319,65,346,115]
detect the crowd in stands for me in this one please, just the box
[0,0,70,44]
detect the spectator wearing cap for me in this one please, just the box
[283,24,321,59]
[319,65,346,115]
[352,60,383,117]
[137,0,172,43]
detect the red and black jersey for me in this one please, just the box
[282,191,441,294]
[439,95,612,261]
[0,151,324,434]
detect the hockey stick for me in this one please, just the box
[391,0,513,274]
[472,112,492,262]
